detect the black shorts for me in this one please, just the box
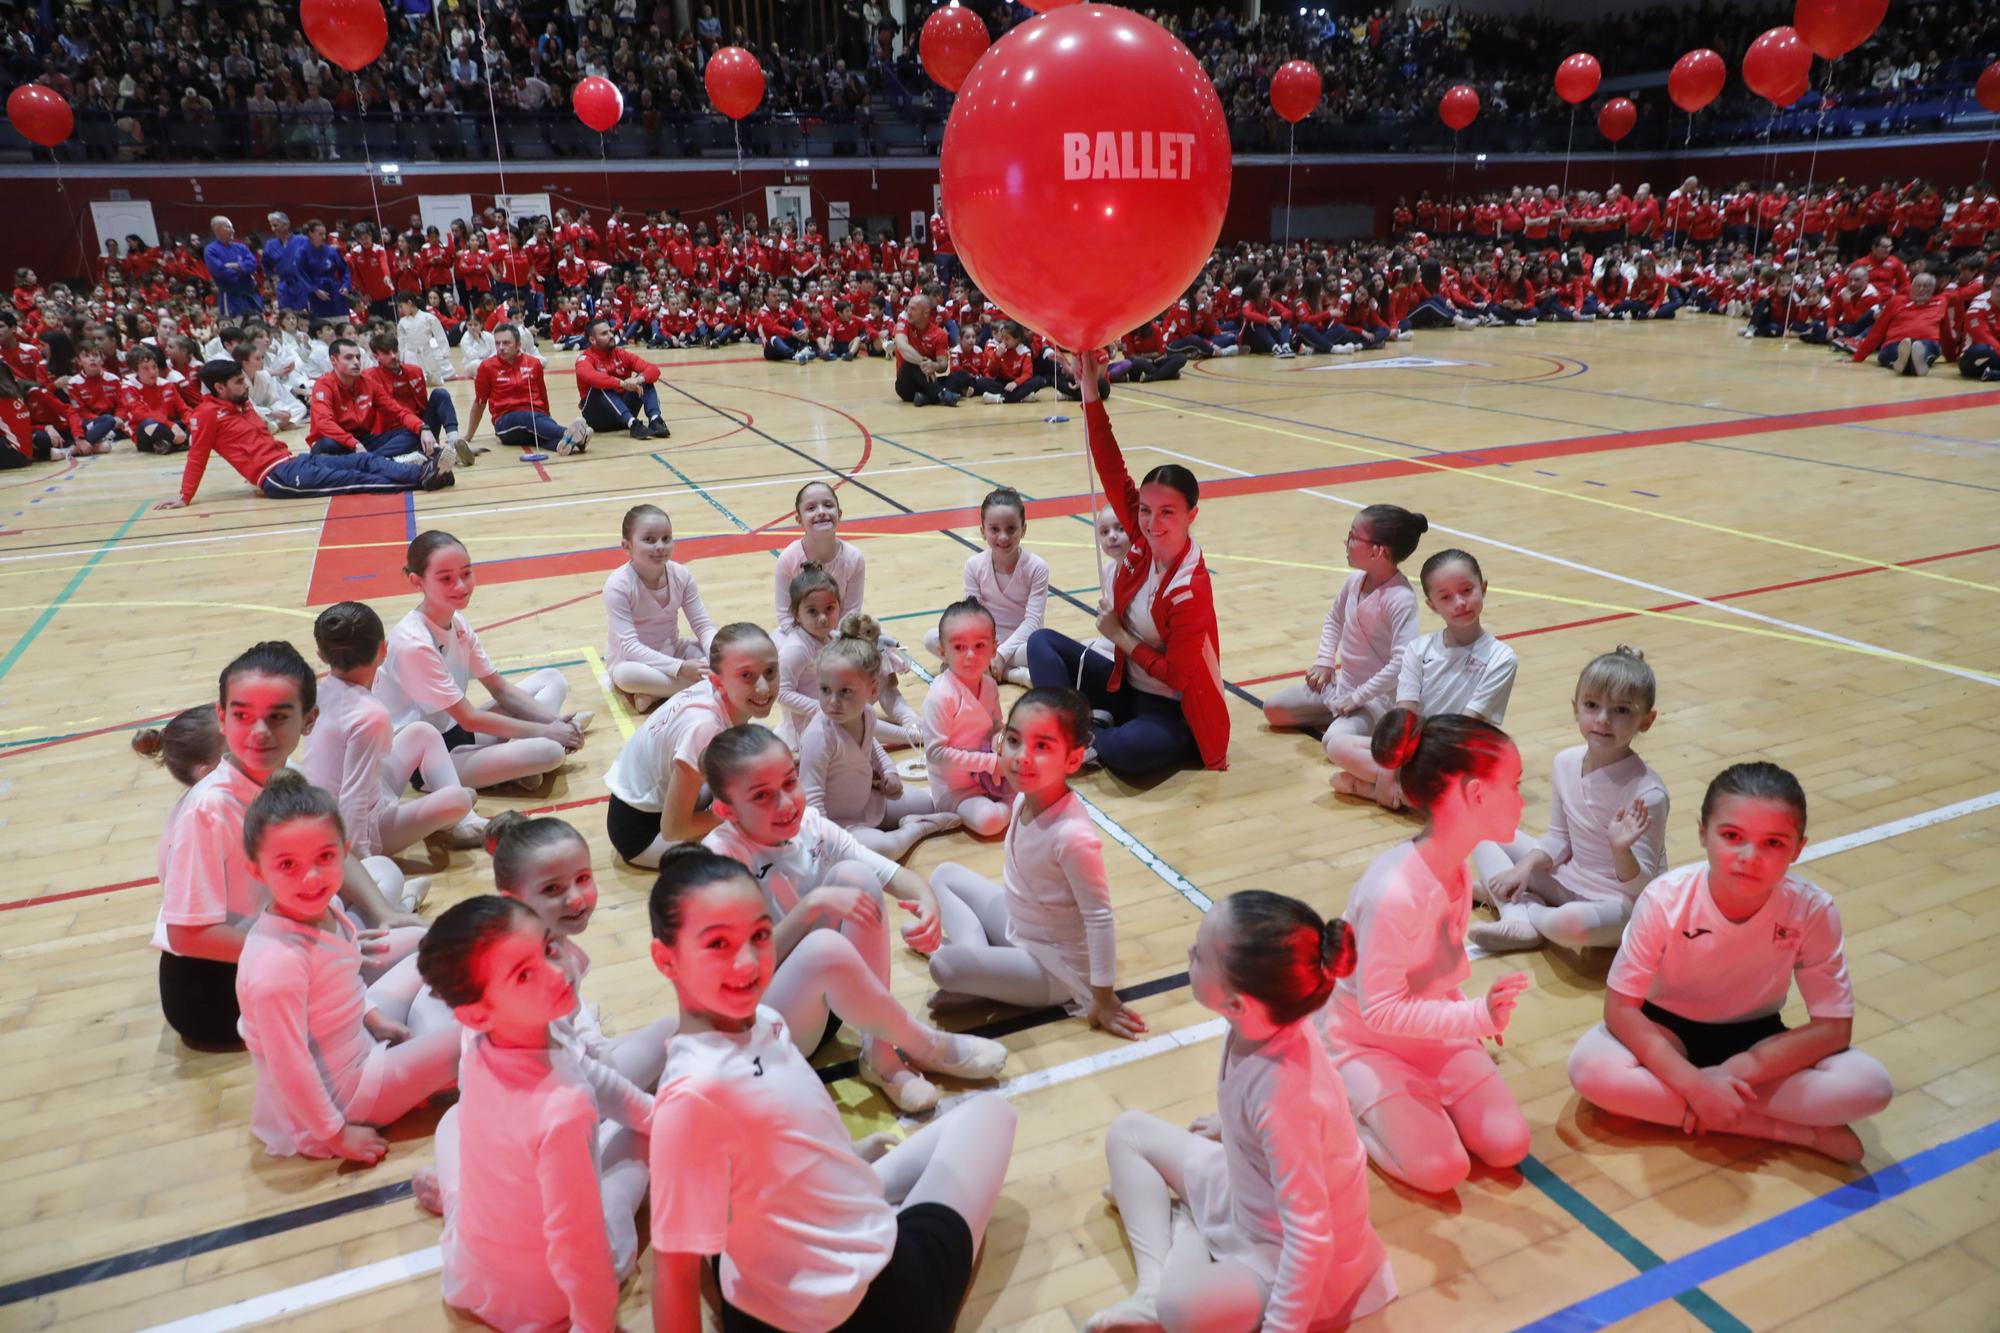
[719,1202,976,1333]
[409,724,476,792]
[606,792,661,864]
[158,951,244,1049]
[1642,1001,1786,1069]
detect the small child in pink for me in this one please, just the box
[922,598,1011,837]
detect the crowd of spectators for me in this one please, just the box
[5,0,1995,163]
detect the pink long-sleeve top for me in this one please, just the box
[602,559,717,674]
[921,667,1001,797]
[798,708,896,829]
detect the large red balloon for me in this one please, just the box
[940,4,1229,352]
[6,84,72,148]
[704,46,765,120]
[300,0,388,73]
[1669,49,1727,113]
[1597,97,1637,142]
[1439,83,1480,131]
[1269,60,1322,124]
[1743,26,1812,105]
[1793,0,1888,61]
[1979,61,2000,114]
[573,76,623,132]
[921,4,990,93]
[1555,52,1601,104]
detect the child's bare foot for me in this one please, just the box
[1330,771,1369,796]
[412,1166,442,1215]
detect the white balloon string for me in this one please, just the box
[356,75,384,231]
[1283,120,1296,250]
[474,0,509,197]
[1561,103,1575,197]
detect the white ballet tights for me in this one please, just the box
[376,722,478,854]
[940,787,1011,838]
[610,658,698,706]
[1323,728,1400,806]
[871,1093,1016,1248]
[1567,1024,1894,1143]
[766,929,941,1061]
[1099,1110,1269,1333]
[844,787,951,861]
[447,667,571,789]
[1470,836,1633,950]
[1354,1075,1531,1194]
[927,863,1072,1009]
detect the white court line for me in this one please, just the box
[0,448,1109,569]
[1151,446,2000,690]
[138,786,2000,1332]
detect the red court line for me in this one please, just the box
[1234,539,2000,692]
[306,387,2000,595]
[305,492,414,605]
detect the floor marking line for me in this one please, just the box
[1516,1117,2000,1332]
[136,1246,444,1333]
[1151,448,2000,690]
[581,644,639,741]
[652,452,750,533]
[0,499,146,681]
[1127,386,2000,595]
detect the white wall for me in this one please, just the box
[1419,0,1704,17]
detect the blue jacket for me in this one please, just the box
[262,233,313,308]
[203,240,262,301]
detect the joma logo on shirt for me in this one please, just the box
[1061,132,1198,182]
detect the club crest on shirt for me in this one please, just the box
[1680,927,1711,940]
[1773,923,1800,945]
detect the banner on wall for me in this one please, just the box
[90,200,159,251]
[417,194,477,236]
[494,193,553,226]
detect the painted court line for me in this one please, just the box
[139,1244,442,1333]
[0,499,147,681]
[1153,447,2000,690]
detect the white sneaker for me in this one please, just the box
[1298,344,1316,355]
[1580,313,1597,321]
[1333,342,1358,354]
[982,391,1004,404]
[1217,344,1239,356]
[1272,345,1295,359]
[794,348,813,364]
[1454,315,1479,330]
[1519,317,1537,327]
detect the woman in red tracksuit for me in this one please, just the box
[1025,351,1227,776]
[1490,262,1539,325]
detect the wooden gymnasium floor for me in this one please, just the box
[3,322,1999,1333]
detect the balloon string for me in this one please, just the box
[1748,116,1773,261]
[1561,104,1575,198]
[1283,121,1296,250]
[733,119,743,178]
[1082,376,1101,695]
[474,0,509,197]
[356,75,384,232]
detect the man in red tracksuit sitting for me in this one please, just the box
[363,330,472,466]
[309,337,423,457]
[157,359,447,507]
[574,320,668,439]
[1849,273,1946,377]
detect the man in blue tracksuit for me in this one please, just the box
[297,220,352,319]
[261,211,312,314]
[203,215,263,318]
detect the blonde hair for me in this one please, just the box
[817,613,881,677]
[1575,645,1656,711]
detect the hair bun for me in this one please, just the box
[1322,919,1357,980]
[131,728,164,758]
[1369,706,1424,772]
[1412,513,1429,534]
[1613,644,1645,661]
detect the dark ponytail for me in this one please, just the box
[1370,709,1515,813]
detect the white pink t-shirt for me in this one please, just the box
[1313,570,1420,711]
[1181,1023,1396,1333]
[297,673,399,859]
[153,760,266,953]
[773,537,865,634]
[702,806,898,917]
[1607,865,1855,1025]
[961,547,1051,664]
[235,902,383,1157]
[774,623,827,747]
[602,679,734,812]
[602,559,716,674]
[443,1032,652,1333]
[374,606,498,733]
[650,1006,897,1331]
[1372,627,1517,724]
[1537,746,1671,905]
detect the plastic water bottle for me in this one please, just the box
[1043,415,1070,424]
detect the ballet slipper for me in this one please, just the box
[1814,1124,1866,1164]
[1083,1295,1165,1333]
[1330,770,1370,797]
[859,1040,940,1114]
[907,1028,1009,1081]
[1467,904,1540,953]
[411,1166,443,1216]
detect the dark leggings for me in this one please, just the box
[159,951,243,1048]
[1961,343,1999,381]
[1025,629,1199,776]
[895,360,952,405]
[1241,321,1288,354]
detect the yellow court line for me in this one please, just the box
[0,598,318,621]
[1157,544,2000,684]
[1129,396,2000,595]
[581,645,639,741]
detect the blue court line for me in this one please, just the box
[652,452,751,532]
[400,491,416,542]
[1518,1117,2000,1332]
[1517,1156,1749,1333]
[0,499,148,682]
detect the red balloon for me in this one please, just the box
[1977,60,2000,114]
[921,4,990,93]
[1743,26,1812,105]
[6,83,73,148]
[1793,0,1887,61]
[1669,49,1727,113]
[1269,60,1322,124]
[1597,97,1637,142]
[1555,52,1601,105]
[704,46,766,121]
[1439,83,1480,131]
[1774,76,1811,107]
[1019,0,1081,10]
[572,76,623,132]
[300,0,388,74]
[940,4,1230,352]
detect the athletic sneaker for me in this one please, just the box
[1909,341,1932,376]
[450,431,474,467]
[433,441,456,474]
[936,388,961,406]
[982,391,1004,404]
[419,457,455,490]
[629,419,653,440]
[794,348,813,364]
[1332,343,1358,354]
[1217,344,1239,356]
[1272,345,1295,359]
[1454,315,1479,330]
[647,417,670,439]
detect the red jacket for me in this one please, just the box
[67,368,124,418]
[575,344,660,391]
[1085,399,1228,771]
[1851,294,1945,361]
[308,371,377,450]
[121,374,187,425]
[348,244,395,301]
[361,363,431,433]
[177,396,291,502]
